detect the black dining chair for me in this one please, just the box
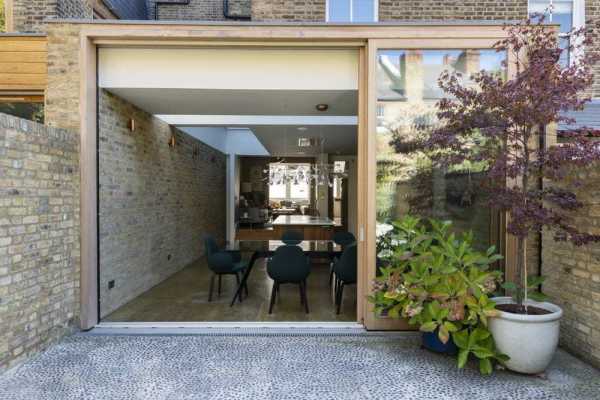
[332,243,357,314]
[267,245,311,314]
[329,231,356,286]
[281,230,303,245]
[204,235,248,302]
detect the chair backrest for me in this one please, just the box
[333,231,356,247]
[207,251,234,273]
[281,230,303,245]
[267,245,310,283]
[334,244,357,283]
[247,207,260,221]
[204,235,219,259]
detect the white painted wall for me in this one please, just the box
[99,48,359,91]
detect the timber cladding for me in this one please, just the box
[0,35,47,93]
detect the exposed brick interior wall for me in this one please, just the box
[543,159,600,369]
[587,0,600,98]
[98,90,226,317]
[378,1,528,21]
[252,0,325,22]
[0,113,80,371]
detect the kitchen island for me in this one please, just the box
[272,215,336,240]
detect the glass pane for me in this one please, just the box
[0,102,44,123]
[328,0,351,22]
[268,164,287,199]
[375,49,506,261]
[353,0,375,22]
[553,1,573,33]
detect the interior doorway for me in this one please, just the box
[95,47,361,324]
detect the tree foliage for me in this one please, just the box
[422,17,600,306]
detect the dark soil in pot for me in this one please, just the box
[496,303,552,315]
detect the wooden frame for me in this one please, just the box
[4,0,14,32]
[76,22,512,330]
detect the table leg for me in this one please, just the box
[230,251,260,307]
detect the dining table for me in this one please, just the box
[227,239,342,306]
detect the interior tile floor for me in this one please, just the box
[102,256,357,322]
[2,334,599,400]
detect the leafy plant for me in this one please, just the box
[370,216,507,374]
[420,17,600,309]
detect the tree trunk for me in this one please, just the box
[516,236,528,307]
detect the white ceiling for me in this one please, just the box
[249,125,356,156]
[107,88,358,116]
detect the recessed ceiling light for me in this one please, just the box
[316,104,329,112]
[297,127,308,131]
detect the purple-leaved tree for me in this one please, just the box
[422,17,600,310]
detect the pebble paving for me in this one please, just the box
[0,334,599,400]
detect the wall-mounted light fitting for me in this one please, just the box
[127,118,136,132]
[168,133,177,148]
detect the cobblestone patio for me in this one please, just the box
[0,333,599,400]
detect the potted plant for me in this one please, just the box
[419,17,600,374]
[371,216,507,375]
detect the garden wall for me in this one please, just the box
[0,113,80,371]
[543,160,600,369]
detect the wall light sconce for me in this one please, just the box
[168,133,177,148]
[127,118,136,132]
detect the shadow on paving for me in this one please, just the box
[0,334,599,400]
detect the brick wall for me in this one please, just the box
[10,0,92,32]
[379,1,527,21]
[45,23,82,132]
[0,113,80,371]
[57,0,93,19]
[148,0,215,20]
[252,0,325,22]
[542,161,600,369]
[587,0,600,99]
[98,90,226,317]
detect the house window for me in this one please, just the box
[529,0,586,65]
[268,164,311,203]
[327,0,378,23]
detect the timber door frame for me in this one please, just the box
[76,22,513,330]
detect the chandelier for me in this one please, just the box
[266,162,347,187]
[264,126,348,187]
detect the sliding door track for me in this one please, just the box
[86,321,393,336]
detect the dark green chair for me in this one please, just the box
[333,243,357,314]
[329,231,356,286]
[281,230,303,245]
[267,245,311,314]
[204,235,248,302]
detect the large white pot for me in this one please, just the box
[489,296,563,374]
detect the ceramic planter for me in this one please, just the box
[489,296,563,374]
[422,329,458,355]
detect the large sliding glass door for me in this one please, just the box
[363,40,508,330]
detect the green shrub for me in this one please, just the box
[370,216,508,374]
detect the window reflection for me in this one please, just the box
[0,102,44,123]
[375,49,505,253]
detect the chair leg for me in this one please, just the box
[269,282,278,314]
[300,281,309,314]
[329,264,334,287]
[218,274,222,296]
[235,272,242,301]
[299,283,304,305]
[208,274,215,302]
[336,282,345,315]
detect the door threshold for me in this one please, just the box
[86,321,379,336]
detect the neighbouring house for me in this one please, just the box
[0,0,599,372]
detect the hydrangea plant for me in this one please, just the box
[370,216,507,374]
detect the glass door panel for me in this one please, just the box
[365,44,506,330]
